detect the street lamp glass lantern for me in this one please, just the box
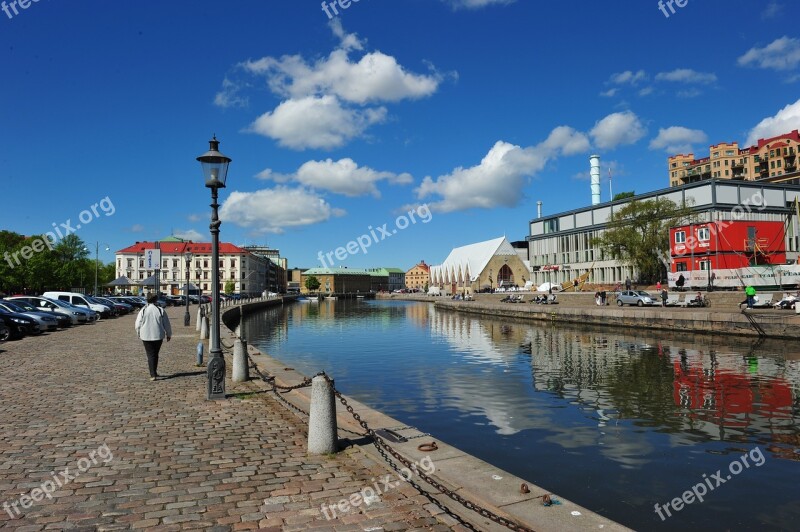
[197,136,231,188]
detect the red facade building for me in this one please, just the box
[669,220,787,273]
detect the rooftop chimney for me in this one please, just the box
[590,155,601,205]
[536,201,542,218]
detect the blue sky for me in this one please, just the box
[2,0,800,270]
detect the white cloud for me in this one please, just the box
[677,88,702,98]
[745,98,800,145]
[257,158,412,198]
[608,70,647,86]
[173,229,205,242]
[738,36,800,71]
[128,224,144,233]
[589,111,647,150]
[638,87,654,97]
[248,95,387,150]
[415,126,589,212]
[229,22,442,150]
[445,0,516,8]
[214,78,248,109]
[655,69,717,84]
[220,187,346,234]
[762,1,783,19]
[600,88,619,98]
[187,214,202,223]
[243,46,440,105]
[649,127,708,153]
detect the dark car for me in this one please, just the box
[0,319,7,342]
[94,296,132,315]
[0,309,40,340]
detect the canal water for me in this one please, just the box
[242,299,800,531]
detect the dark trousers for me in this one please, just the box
[143,340,163,377]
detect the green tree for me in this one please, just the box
[591,198,694,283]
[224,280,235,294]
[613,191,635,201]
[304,275,321,292]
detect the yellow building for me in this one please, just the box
[300,267,371,294]
[429,237,530,295]
[405,261,430,291]
[669,130,800,187]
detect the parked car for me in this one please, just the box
[0,309,40,339]
[616,290,657,307]
[8,296,90,324]
[93,296,132,315]
[42,292,111,319]
[7,299,72,328]
[0,300,60,332]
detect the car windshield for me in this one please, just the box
[7,300,35,311]
[0,301,25,312]
[635,291,651,296]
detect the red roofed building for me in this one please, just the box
[668,130,800,187]
[405,260,430,291]
[115,236,269,296]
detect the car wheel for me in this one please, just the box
[637,300,643,307]
[616,299,623,307]
[0,329,9,341]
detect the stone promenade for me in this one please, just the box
[0,306,463,531]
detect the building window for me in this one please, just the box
[675,231,686,244]
[676,262,688,272]
[725,150,734,156]
[698,227,710,241]
[699,261,710,271]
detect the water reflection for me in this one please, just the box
[242,300,800,530]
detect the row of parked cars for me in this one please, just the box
[0,291,149,342]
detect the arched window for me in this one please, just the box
[498,264,514,287]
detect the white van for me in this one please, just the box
[42,291,111,319]
[427,286,441,296]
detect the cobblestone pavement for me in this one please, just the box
[0,307,464,531]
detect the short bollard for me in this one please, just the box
[196,307,203,331]
[200,316,209,340]
[307,376,338,455]
[232,338,249,382]
[196,342,204,367]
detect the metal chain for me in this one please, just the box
[249,367,535,532]
[328,379,535,532]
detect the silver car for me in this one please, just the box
[0,300,59,332]
[616,290,657,307]
[8,296,90,324]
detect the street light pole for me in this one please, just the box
[198,136,232,401]
[184,251,193,326]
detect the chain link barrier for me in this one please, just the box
[248,362,537,532]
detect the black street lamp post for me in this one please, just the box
[184,251,193,326]
[198,136,232,400]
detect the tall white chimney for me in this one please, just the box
[536,200,542,218]
[590,155,601,205]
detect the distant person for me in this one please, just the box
[661,288,668,307]
[656,281,662,292]
[574,279,579,292]
[625,277,631,291]
[676,274,685,292]
[135,294,172,381]
[745,285,757,309]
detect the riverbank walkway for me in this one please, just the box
[0,306,467,531]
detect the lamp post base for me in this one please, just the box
[184,311,190,327]
[207,353,226,400]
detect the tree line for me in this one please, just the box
[0,231,116,295]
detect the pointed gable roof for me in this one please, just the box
[431,237,517,283]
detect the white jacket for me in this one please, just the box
[135,304,172,341]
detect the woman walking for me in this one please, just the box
[135,294,172,381]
